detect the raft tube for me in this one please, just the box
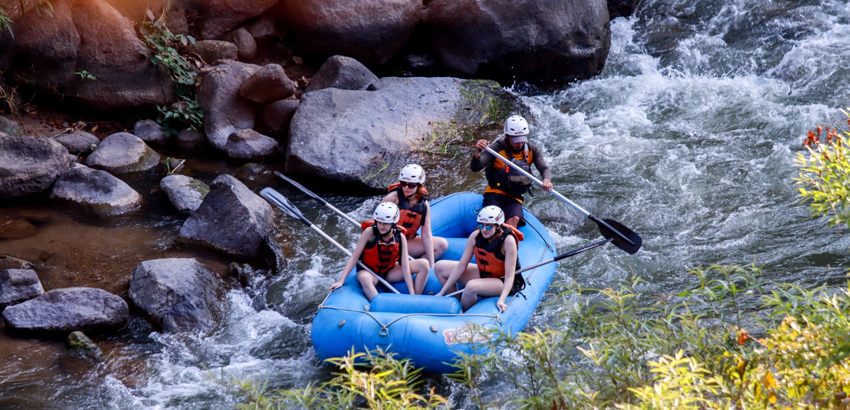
[310,192,557,374]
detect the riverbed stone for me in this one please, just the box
[178,174,281,267]
[67,330,103,362]
[0,255,34,271]
[128,258,227,334]
[160,174,208,215]
[200,0,279,40]
[256,99,299,138]
[197,61,261,150]
[2,287,129,335]
[190,40,238,64]
[0,269,44,308]
[54,130,100,154]
[0,134,71,199]
[85,132,161,174]
[0,116,21,136]
[232,27,257,61]
[423,0,610,87]
[305,55,378,92]
[134,120,168,145]
[177,128,207,147]
[224,129,280,161]
[0,219,37,240]
[50,165,143,216]
[239,64,296,104]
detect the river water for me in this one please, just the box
[4,0,850,408]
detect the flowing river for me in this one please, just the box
[3,0,850,408]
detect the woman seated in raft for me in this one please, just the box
[434,206,525,312]
[331,202,431,300]
[381,164,448,268]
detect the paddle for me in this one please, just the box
[259,187,401,294]
[274,171,360,226]
[445,238,612,297]
[483,145,642,254]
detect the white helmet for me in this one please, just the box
[398,164,425,184]
[373,202,400,224]
[477,205,505,225]
[504,115,529,136]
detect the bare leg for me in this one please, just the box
[460,278,505,311]
[407,236,450,260]
[357,270,379,301]
[505,216,520,228]
[411,259,430,294]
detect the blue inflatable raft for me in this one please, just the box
[311,192,558,374]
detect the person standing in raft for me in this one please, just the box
[381,164,449,268]
[471,115,554,227]
[331,202,430,300]
[434,206,525,312]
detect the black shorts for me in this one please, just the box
[499,274,526,296]
[483,192,523,221]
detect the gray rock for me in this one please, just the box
[0,255,34,271]
[54,130,100,154]
[200,0,279,40]
[50,165,143,216]
[231,27,257,61]
[85,132,161,174]
[190,40,238,64]
[164,7,189,35]
[197,61,261,150]
[0,269,44,308]
[134,119,168,145]
[67,330,103,362]
[0,116,21,136]
[160,174,208,215]
[0,134,71,199]
[239,64,296,104]
[177,128,207,147]
[424,0,610,86]
[256,99,299,138]
[2,287,129,335]
[224,129,280,161]
[128,258,227,334]
[178,174,281,267]
[305,55,378,92]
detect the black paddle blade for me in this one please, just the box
[260,187,308,223]
[597,218,642,254]
[274,171,323,202]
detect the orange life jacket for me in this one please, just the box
[359,221,406,277]
[474,224,524,279]
[484,138,534,200]
[387,183,428,239]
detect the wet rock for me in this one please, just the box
[197,61,261,150]
[178,174,282,267]
[0,219,37,240]
[66,331,103,362]
[160,174,209,215]
[200,0,279,40]
[177,128,207,147]
[305,55,378,92]
[0,134,71,199]
[239,64,296,104]
[50,165,143,216]
[128,258,227,334]
[134,120,168,145]
[608,0,639,19]
[164,7,189,35]
[64,0,175,110]
[225,129,280,161]
[278,0,421,67]
[0,269,44,308]
[85,132,161,174]
[54,130,100,154]
[424,0,610,87]
[0,255,34,271]
[0,0,40,21]
[256,99,299,138]
[231,27,257,61]
[0,116,21,135]
[2,287,129,335]
[190,40,238,64]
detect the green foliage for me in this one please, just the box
[0,11,13,39]
[794,109,850,227]
[74,70,96,81]
[139,9,203,136]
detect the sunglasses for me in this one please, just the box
[477,223,497,231]
[400,182,419,189]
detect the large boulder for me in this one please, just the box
[4,0,79,90]
[0,0,40,21]
[224,129,280,161]
[305,55,378,93]
[239,64,296,104]
[286,77,525,188]
[54,130,100,154]
[277,0,422,67]
[2,287,129,335]
[256,99,299,138]
[0,269,44,309]
[0,134,70,199]
[50,165,143,216]
[424,0,611,87]
[201,0,280,40]
[85,132,161,174]
[197,61,261,150]
[128,258,227,334]
[178,174,282,267]
[64,0,175,110]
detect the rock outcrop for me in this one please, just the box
[2,287,129,335]
[0,134,71,199]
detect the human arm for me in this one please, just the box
[331,229,372,290]
[530,144,553,191]
[381,190,399,204]
[470,140,499,172]
[422,201,435,267]
[497,235,518,312]
[399,235,416,295]
[435,233,477,296]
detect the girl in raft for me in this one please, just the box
[434,205,525,312]
[331,202,430,300]
[381,164,448,268]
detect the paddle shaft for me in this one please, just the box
[445,238,611,297]
[274,171,361,226]
[483,146,636,247]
